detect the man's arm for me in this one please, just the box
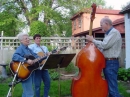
[86,29,118,50]
[93,30,118,50]
[12,47,25,62]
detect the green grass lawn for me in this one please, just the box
[0,77,130,97]
[0,77,71,97]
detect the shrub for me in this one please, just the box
[64,62,78,73]
[49,69,59,80]
[118,68,130,81]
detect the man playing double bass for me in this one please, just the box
[86,17,123,97]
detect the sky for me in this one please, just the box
[105,0,130,10]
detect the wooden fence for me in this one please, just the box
[0,37,126,67]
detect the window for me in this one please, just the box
[78,17,82,28]
[73,20,76,30]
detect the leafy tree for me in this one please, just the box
[0,0,25,36]
[30,21,48,36]
[0,11,24,36]
[0,0,108,37]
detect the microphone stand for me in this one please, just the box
[6,62,23,97]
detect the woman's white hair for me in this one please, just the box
[17,33,29,41]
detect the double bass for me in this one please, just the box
[71,3,108,97]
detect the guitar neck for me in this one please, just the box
[36,46,67,63]
[51,46,67,54]
[34,56,48,63]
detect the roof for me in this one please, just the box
[70,8,121,20]
[96,9,121,14]
[70,8,91,20]
[113,18,124,25]
[120,3,130,14]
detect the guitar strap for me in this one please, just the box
[26,47,33,55]
[39,46,48,70]
[27,47,40,63]
[39,46,46,56]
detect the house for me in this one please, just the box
[70,7,126,67]
[120,4,130,69]
[73,18,125,38]
[70,8,124,37]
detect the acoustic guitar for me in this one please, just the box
[10,46,67,81]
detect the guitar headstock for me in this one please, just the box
[51,46,68,53]
[60,46,68,51]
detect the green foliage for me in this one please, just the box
[0,0,112,37]
[46,45,54,51]
[118,82,130,97]
[0,12,19,36]
[0,77,72,97]
[118,68,130,81]
[65,62,78,73]
[50,71,60,80]
[0,1,25,36]
[46,45,57,51]
[49,69,60,80]
[6,65,11,76]
[29,21,48,36]
[0,77,130,97]
[49,63,78,80]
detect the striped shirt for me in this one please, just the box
[92,28,122,58]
